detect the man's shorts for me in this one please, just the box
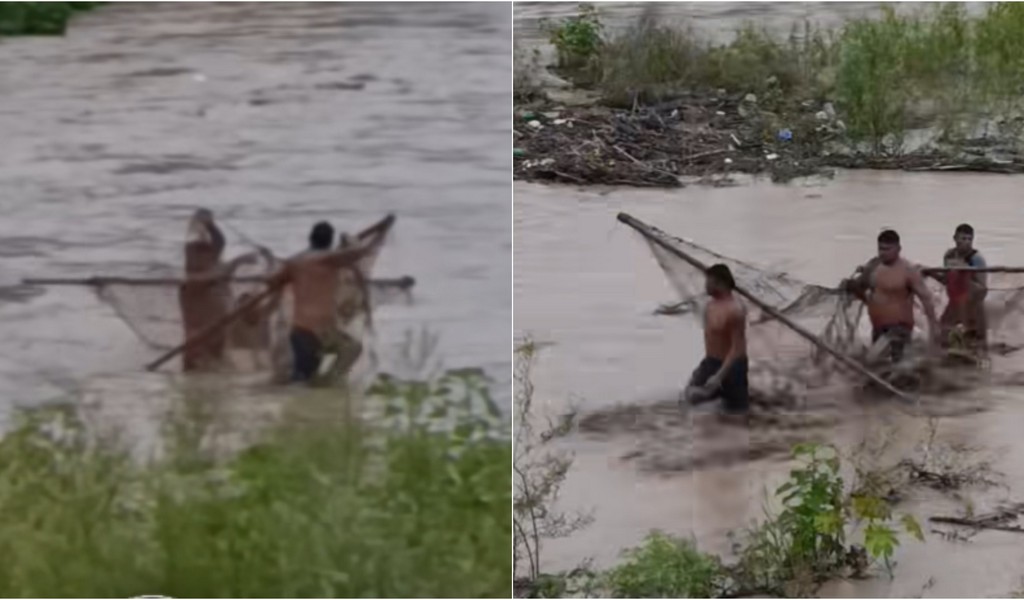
[289,327,323,382]
[688,356,750,413]
[871,323,913,363]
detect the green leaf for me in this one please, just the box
[901,513,924,542]
[814,511,841,535]
[864,523,898,559]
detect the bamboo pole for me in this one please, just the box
[22,275,416,288]
[145,213,399,372]
[144,282,283,372]
[617,212,913,402]
[921,266,1024,274]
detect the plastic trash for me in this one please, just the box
[777,129,793,142]
[513,148,526,158]
[528,120,542,129]
[766,153,779,161]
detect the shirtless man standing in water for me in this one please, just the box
[682,264,749,414]
[178,209,255,371]
[269,221,380,382]
[844,229,939,363]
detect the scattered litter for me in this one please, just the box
[766,153,779,161]
[777,129,793,142]
[724,158,733,165]
[513,148,526,158]
[528,120,542,129]
[553,118,567,125]
[715,111,726,116]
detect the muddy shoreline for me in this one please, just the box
[514,89,1024,188]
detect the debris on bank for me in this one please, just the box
[514,92,1024,188]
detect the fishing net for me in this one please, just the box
[624,215,1024,395]
[92,217,412,379]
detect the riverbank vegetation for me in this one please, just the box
[0,2,98,36]
[0,369,510,597]
[513,343,928,598]
[515,3,1024,186]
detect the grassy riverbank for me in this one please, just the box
[0,2,98,36]
[515,3,1024,186]
[0,369,510,598]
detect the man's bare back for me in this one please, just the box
[286,251,343,337]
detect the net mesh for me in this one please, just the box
[627,217,1024,395]
[92,218,411,379]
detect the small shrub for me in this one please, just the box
[736,443,923,595]
[542,3,603,75]
[604,532,725,598]
[0,2,98,36]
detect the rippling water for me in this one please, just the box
[0,2,511,417]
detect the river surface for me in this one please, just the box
[515,4,1024,595]
[515,171,1024,597]
[0,2,511,428]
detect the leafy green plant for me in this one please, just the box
[0,2,98,36]
[604,532,726,598]
[737,443,924,596]
[0,369,511,598]
[542,3,604,74]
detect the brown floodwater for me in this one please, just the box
[0,2,511,426]
[514,4,1024,595]
[515,172,1024,597]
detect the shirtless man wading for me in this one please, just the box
[178,209,255,372]
[269,221,376,383]
[682,264,749,414]
[844,229,939,363]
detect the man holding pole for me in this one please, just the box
[682,264,750,414]
[929,223,988,349]
[269,219,390,383]
[843,229,939,363]
[178,208,258,372]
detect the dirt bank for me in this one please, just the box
[514,91,1024,188]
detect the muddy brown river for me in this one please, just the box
[515,4,1024,596]
[0,3,511,427]
[515,173,1024,596]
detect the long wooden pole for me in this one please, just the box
[617,212,913,401]
[22,275,416,288]
[144,282,283,372]
[921,266,1024,274]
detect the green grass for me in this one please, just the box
[539,3,1024,151]
[0,369,510,598]
[0,2,98,36]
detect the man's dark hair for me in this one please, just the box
[955,223,974,236]
[309,221,335,250]
[706,263,736,290]
[878,229,900,245]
